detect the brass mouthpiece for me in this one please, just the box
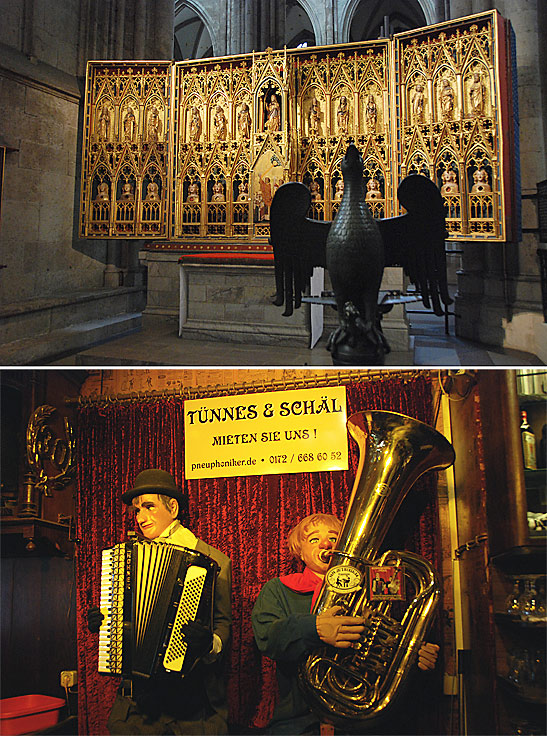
[319,549,333,563]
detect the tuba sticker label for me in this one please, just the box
[368,566,405,601]
[325,565,363,593]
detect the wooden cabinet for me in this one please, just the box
[446,370,546,735]
[491,547,546,735]
[489,371,546,735]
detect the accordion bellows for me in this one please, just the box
[99,540,218,679]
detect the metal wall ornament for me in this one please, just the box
[80,11,517,248]
[26,405,76,497]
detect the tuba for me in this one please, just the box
[299,410,455,729]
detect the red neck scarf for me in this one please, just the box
[279,566,324,609]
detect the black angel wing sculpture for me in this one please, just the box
[270,143,451,365]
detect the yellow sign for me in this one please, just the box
[184,386,348,480]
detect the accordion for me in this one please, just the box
[98,539,218,679]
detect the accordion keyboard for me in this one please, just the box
[98,545,126,674]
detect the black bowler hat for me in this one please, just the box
[122,469,188,510]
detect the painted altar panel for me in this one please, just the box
[293,40,393,223]
[80,62,172,239]
[395,12,518,240]
[79,11,517,247]
[172,47,290,246]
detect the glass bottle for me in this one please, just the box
[531,577,546,622]
[531,648,545,689]
[504,578,522,617]
[518,578,538,622]
[520,410,537,470]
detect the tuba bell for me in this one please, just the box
[299,410,455,729]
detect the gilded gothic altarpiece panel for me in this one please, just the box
[80,11,517,251]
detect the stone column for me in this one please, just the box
[22,0,35,58]
[121,241,145,287]
[104,240,123,287]
[472,0,493,12]
[244,0,255,53]
[454,0,546,360]
[114,0,126,58]
[134,0,146,59]
[326,0,336,45]
[154,0,175,59]
[449,0,473,18]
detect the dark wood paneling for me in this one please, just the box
[449,371,499,736]
[1,556,77,699]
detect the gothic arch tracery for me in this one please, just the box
[174,0,216,59]
[340,0,438,44]
[290,0,325,47]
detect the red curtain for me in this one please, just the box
[75,373,440,735]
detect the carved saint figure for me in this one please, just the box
[189,106,202,142]
[265,95,280,132]
[237,103,251,139]
[236,181,249,201]
[309,180,322,201]
[98,106,110,141]
[471,167,491,193]
[441,169,459,195]
[411,84,425,123]
[213,105,228,140]
[308,97,320,135]
[123,108,136,142]
[186,181,200,203]
[365,94,377,133]
[95,181,110,201]
[334,178,344,200]
[145,182,160,201]
[365,178,382,200]
[258,175,273,219]
[120,182,134,200]
[440,79,455,120]
[337,95,349,134]
[148,106,161,142]
[211,180,225,202]
[469,72,484,117]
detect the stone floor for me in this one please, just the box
[48,304,544,367]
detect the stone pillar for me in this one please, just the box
[134,0,146,59]
[22,0,35,58]
[472,0,493,12]
[104,241,123,287]
[325,0,335,45]
[453,0,546,360]
[154,0,175,59]
[244,0,255,53]
[121,241,145,287]
[449,0,473,18]
[114,0,126,58]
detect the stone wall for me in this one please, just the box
[0,69,106,306]
[0,0,107,308]
[451,0,547,362]
[0,0,172,357]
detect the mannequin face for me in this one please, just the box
[132,493,178,539]
[299,521,339,577]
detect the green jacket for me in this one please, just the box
[251,577,321,734]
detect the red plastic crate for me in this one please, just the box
[0,695,64,736]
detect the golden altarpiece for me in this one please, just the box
[80,11,518,257]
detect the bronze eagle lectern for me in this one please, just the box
[270,144,451,365]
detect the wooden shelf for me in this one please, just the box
[0,517,76,557]
[491,545,547,574]
[497,675,546,706]
[494,613,546,629]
